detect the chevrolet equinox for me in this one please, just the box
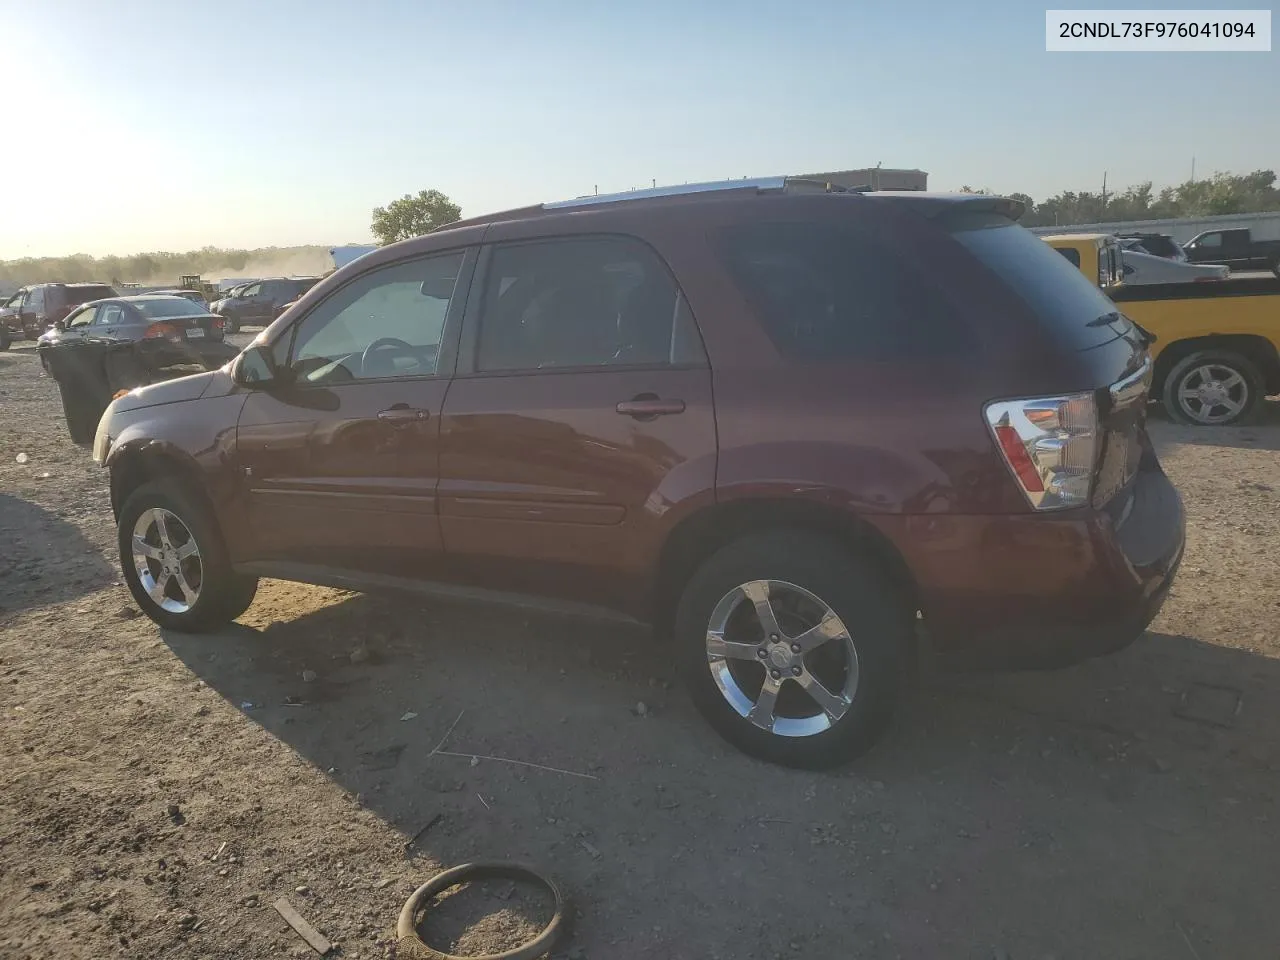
[93,178,1185,768]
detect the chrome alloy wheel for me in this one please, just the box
[1177,363,1249,424]
[131,507,202,614]
[705,579,859,738]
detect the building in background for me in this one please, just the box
[798,168,928,191]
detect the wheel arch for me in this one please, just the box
[108,440,213,522]
[652,497,919,634]
[1153,334,1280,395]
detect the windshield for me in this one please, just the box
[135,298,208,319]
[951,216,1127,350]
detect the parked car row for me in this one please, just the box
[91,179,1186,768]
[3,275,323,347]
[1,282,118,349]
[209,276,321,332]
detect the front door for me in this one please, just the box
[438,235,717,614]
[235,248,474,576]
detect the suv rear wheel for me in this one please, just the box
[1162,349,1263,426]
[675,531,910,768]
[118,478,258,632]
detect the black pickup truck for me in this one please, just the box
[1183,227,1280,276]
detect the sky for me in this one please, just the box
[1,0,1276,258]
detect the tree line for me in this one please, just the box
[961,169,1280,227]
[7,172,1278,288]
[0,245,334,290]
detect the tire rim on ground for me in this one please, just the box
[396,861,565,960]
[705,579,859,738]
[131,507,202,613]
[1176,362,1248,424]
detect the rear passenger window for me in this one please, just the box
[1056,248,1081,267]
[475,236,702,372]
[720,222,974,360]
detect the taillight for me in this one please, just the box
[143,321,181,340]
[211,317,225,330]
[985,393,1099,510]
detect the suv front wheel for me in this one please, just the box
[675,531,910,769]
[118,478,258,631]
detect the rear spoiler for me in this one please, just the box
[871,192,1027,223]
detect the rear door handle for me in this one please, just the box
[616,397,686,419]
[377,405,430,422]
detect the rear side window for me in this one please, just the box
[950,217,1125,350]
[1056,247,1081,267]
[720,221,975,360]
[67,285,116,305]
[476,236,702,372]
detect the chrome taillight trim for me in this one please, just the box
[985,392,1100,511]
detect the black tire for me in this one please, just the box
[0,329,10,351]
[1161,349,1264,426]
[225,316,238,334]
[1271,258,1280,279]
[56,377,103,446]
[118,478,258,632]
[675,531,911,769]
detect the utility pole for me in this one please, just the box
[1101,170,1108,210]
[1191,156,1196,182]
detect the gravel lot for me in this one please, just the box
[2,336,1279,959]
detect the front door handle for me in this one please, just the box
[616,396,686,419]
[377,405,430,422]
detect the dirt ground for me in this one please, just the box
[2,336,1279,960]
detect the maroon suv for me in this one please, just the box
[92,179,1184,767]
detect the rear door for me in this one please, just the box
[235,248,475,576]
[437,234,716,613]
[93,302,127,338]
[1220,229,1253,267]
[21,287,45,335]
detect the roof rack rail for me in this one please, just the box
[543,176,856,210]
[437,176,865,233]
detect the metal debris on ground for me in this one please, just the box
[403,812,442,852]
[273,897,332,955]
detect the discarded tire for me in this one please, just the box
[396,861,566,960]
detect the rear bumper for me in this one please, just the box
[874,454,1185,670]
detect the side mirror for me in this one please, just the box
[234,343,289,387]
[54,319,66,331]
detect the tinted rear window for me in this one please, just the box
[950,217,1123,350]
[66,285,116,305]
[135,298,208,318]
[720,221,976,360]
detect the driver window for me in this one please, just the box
[1198,233,1222,248]
[289,251,464,384]
[240,283,262,297]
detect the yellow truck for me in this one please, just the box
[1044,233,1280,425]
